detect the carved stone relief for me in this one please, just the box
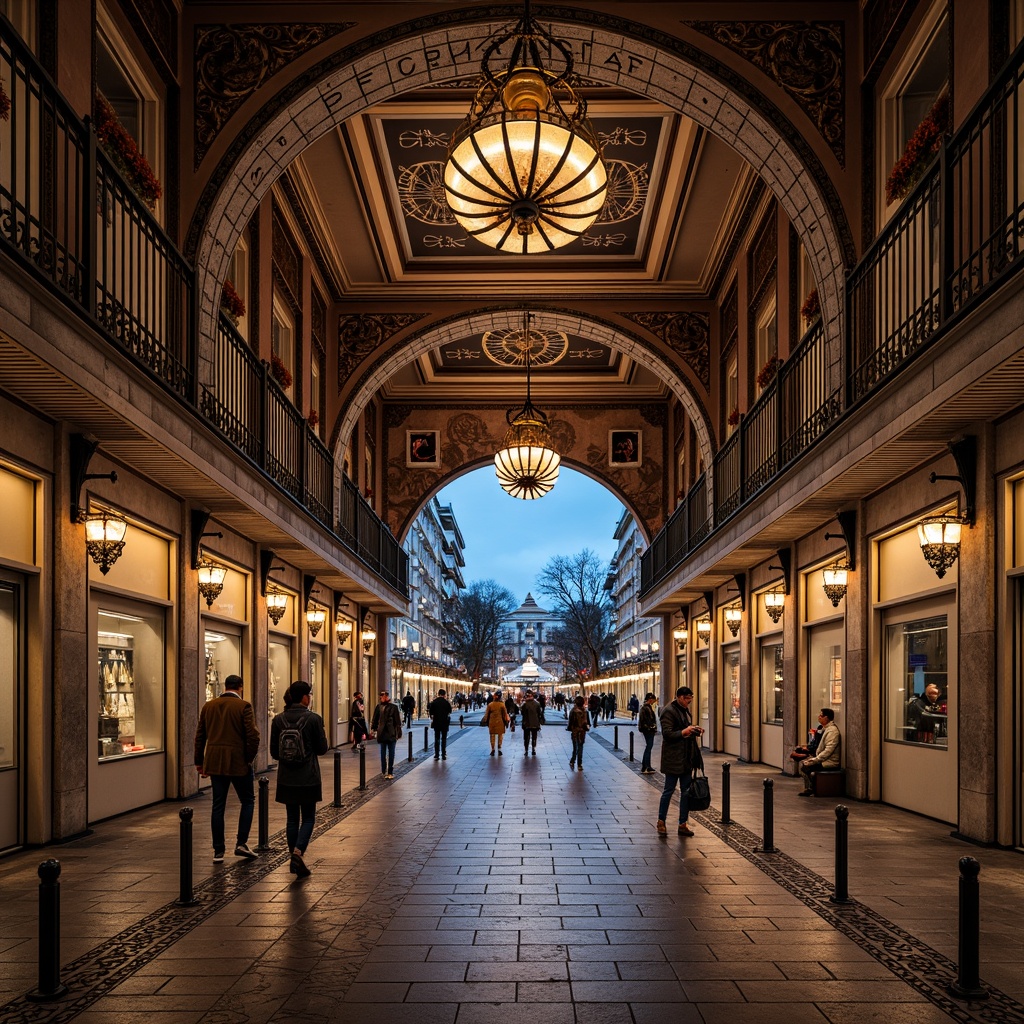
[687,20,846,166]
[193,23,353,168]
[619,312,711,390]
[338,313,426,392]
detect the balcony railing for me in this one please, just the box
[0,16,406,597]
[642,37,1024,596]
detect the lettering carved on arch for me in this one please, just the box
[338,313,426,391]
[686,21,845,167]
[619,311,710,389]
[193,23,353,169]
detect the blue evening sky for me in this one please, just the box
[435,467,626,606]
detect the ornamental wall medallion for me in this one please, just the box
[337,313,425,391]
[686,21,846,166]
[620,311,710,389]
[193,23,353,168]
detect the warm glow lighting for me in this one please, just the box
[336,618,353,642]
[197,557,227,608]
[672,624,688,645]
[306,605,326,638]
[444,5,606,254]
[822,562,849,607]
[917,515,963,578]
[725,606,742,637]
[494,312,560,500]
[266,590,288,626]
[764,589,785,624]
[696,618,712,641]
[84,512,128,575]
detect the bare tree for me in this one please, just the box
[535,550,614,676]
[443,579,518,680]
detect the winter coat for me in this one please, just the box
[519,698,543,730]
[638,703,658,735]
[659,699,697,776]
[568,706,590,739]
[485,700,510,736]
[427,696,453,731]
[194,692,260,776]
[804,721,841,770]
[270,705,328,804]
[372,700,403,742]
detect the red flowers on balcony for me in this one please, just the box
[93,94,162,210]
[756,355,782,391]
[0,81,10,122]
[885,94,950,205]
[800,287,820,325]
[220,279,246,324]
[727,407,739,428]
[270,353,292,391]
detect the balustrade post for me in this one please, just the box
[26,860,67,1002]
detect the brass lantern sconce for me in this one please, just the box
[918,436,976,579]
[362,612,377,655]
[822,512,856,607]
[672,614,688,652]
[71,434,127,575]
[335,594,354,643]
[266,590,288,626]
[303,575,327,638]
[723,574,746,637]
[260,549,287,625]
[724,606,742,637]
[191,510,225,608]
[764,549,791,624]
[695,617,712,643]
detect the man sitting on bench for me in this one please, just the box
[798,708,841,796]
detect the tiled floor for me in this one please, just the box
[1,714,1022,1024]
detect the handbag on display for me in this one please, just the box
[687,746,712,811]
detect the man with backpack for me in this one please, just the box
[371,690,403,778]
[270,680,328,877]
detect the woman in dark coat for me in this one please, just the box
[568,694,590,770]
[657,686,703,836]
[270,680,329,877]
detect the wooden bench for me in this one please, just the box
[810,768,846,797]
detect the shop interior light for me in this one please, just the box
[266,589,288,626]
[764,588,785,623]
[196,555,227,608]
[494,312,560,500]
[443,0,606,254]
[917,514,964,579]
[821,561,849,607]
[724,606,742,637]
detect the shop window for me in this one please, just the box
[0,581,18,770]
[271,292,295,398]
[725,348,738,435]
[807,622,843,734]
[310,354,322,436]
[724,647,740,725]
[227,238,249,342]
[97,605,165,760]
[269,639,291,716]
[309,645,324,714]
[754,297,778,394]
[885,614,948,747]
[760,642,783,724]
[0,0,35,47]
[204,628,241,702]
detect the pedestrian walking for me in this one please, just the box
[400,691,416,728]
[520,689,543,755]
[371,690,403,778]
[587,691,601,728]
[270,680,329,877]
[657,686,703,836]
[349,691,368,750]
[485,690,510,756]
[638,692,658,773]
[628,693,640,720]
[427,687,453,760]
[568,694,589,770]
[194,673,261,863]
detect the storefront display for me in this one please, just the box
[760,642,783,724]
[725,648,740,725]
[269,639,291,717]
[96,606,164,760]
[204,629,241,701]
[885,614,948,747]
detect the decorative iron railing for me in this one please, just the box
[0,16,406,597]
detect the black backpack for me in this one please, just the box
[277,714,309,764]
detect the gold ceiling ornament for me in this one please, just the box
[443,0,607,253]
[494,312,561,500]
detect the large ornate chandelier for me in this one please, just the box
[444,0,607,254]
[494,312,561,499]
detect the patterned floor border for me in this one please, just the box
[592,731,1024,1024]
[0,729,462,1024]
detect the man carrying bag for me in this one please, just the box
[656,686,704,836]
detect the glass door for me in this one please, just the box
[0,579,22,852]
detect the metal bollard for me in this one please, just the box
[614,725,619,750]
[424,725,429,751]
[332,750,343,807]
[830,805,850,904]
[257,776,271,851]
[755,778,777,853]
[721,763,732,824]
[949,856,988,1000]
[460,714,464,729]
[408,731,414,762]
[629,731,634,762]
[175,807,199,906]
[26,860,67,1002]
[359,744,366,790]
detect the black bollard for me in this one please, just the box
[721,763,732,825]
[459,714,464,729]
[949,856,988,1000]
[830,805,850,904]
[424,725,429,752]
[629,731,634,762]
[614,725,619,750]
[408,730,414,762]
[26,859,68,1002]
[256,776,271,851]
[755,778,777,853]
[332,749,343,807]
[359,743,366,790]
[175,807,199,906]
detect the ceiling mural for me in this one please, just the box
[433,327,615,375]
[371,112,670,261]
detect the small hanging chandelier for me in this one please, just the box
[917,514,964,578]
[196,555,227,609]
[494,312,561,500]
[444,0,607,254]
[822,561,849,608]
[764,588,785,624]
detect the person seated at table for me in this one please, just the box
[798,708,841,796]
[907,683,944,743]
[789,719,823,763]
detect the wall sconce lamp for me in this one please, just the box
[306,604,327,638]
[362,612,377,654]
[651,641,660,652]
[71,434,127,575]
[266,589,288,626]
[764,587,786,623]
[696,617,712,642]
[919,436,976,579]
[724,605,742,637]
[822,561,849,607]
[197,556,228,608]
[672,614,688,651]
[335,594,354,642]
[821,511,856,607]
